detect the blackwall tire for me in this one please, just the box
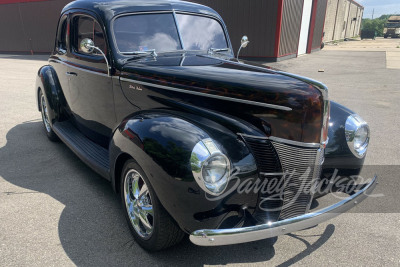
[121,160,185,251]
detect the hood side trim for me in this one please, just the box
[120,77,292,111]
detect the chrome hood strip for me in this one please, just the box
[239,133,324,148]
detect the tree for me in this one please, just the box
[362,18,385,36]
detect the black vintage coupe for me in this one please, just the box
[36,0,376,251]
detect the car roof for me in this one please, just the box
[62,0,221,21]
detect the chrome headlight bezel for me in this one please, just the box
[345,114,370,158]
[190,138,231,196]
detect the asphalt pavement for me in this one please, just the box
[0,38,399,266]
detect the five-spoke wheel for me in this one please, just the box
[121,160,185,251]
[124,169,154,239]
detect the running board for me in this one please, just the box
[53,121,110,180]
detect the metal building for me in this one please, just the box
[323,0,364,42]
[0,0,361,60]
[0,0,71,53]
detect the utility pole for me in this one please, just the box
[372,8,374,19]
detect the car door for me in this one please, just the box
[66,13,115,147]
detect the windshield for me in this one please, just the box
[113,13,228,54]
[385,22,400,28]
[113,13,182,53]
[175,14,228,50]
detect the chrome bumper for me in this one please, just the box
[190,175,377,246]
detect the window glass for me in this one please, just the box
[113,13,181,53]
[57,16,67,52]
[175,14,227,51]
[75,16,106,55]
[94,21,106,53]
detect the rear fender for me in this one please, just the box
[35,65,66,125]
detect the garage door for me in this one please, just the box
[298,0,313,55]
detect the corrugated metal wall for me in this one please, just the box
[0,0,71,53]
[278,0,304,57]
[188,0,279,58]
[310,0,328,50]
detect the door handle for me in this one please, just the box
[66,72,78,76]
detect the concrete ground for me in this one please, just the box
[0,38,399,266]
[323,37,400,69]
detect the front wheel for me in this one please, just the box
[39,90,58,142]
[121,160,185,251]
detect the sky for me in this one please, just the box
[358,0,400,18]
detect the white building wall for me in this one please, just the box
[323,0,363,42]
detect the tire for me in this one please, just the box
[39,90,58,142]
[121,160,185,251]
[384,35,388,39]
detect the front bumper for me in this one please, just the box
[190,175,377,246]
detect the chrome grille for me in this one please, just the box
[243,137,283,223]
[241,135,324,222]
[271,141,323,220]
[242,138,281,173]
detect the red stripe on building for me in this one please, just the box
[274,0,284,58]
[317,0,329,49]
[306,0,318,54]
[350,0,363,8]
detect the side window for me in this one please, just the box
[56,15,68,53]
[74,15,107,56]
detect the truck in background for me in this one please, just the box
[384,16,400,38]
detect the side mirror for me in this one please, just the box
[237,35,250,61]
[80,38,95,54]
[79,38,111,76]
[241,36,250,48]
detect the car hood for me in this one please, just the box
[118,54,328,143]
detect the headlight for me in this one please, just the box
[345,114,370,158]
[191,138,231,195]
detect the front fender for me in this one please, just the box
[109,110,259,233]
[35,65,65,125]
[323,101,366,175]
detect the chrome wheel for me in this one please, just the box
[40,94,51,133]
[123,169,154,239]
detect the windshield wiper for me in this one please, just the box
[122,49,158,63]
[122,49,158,57]
[208,48,230,54]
